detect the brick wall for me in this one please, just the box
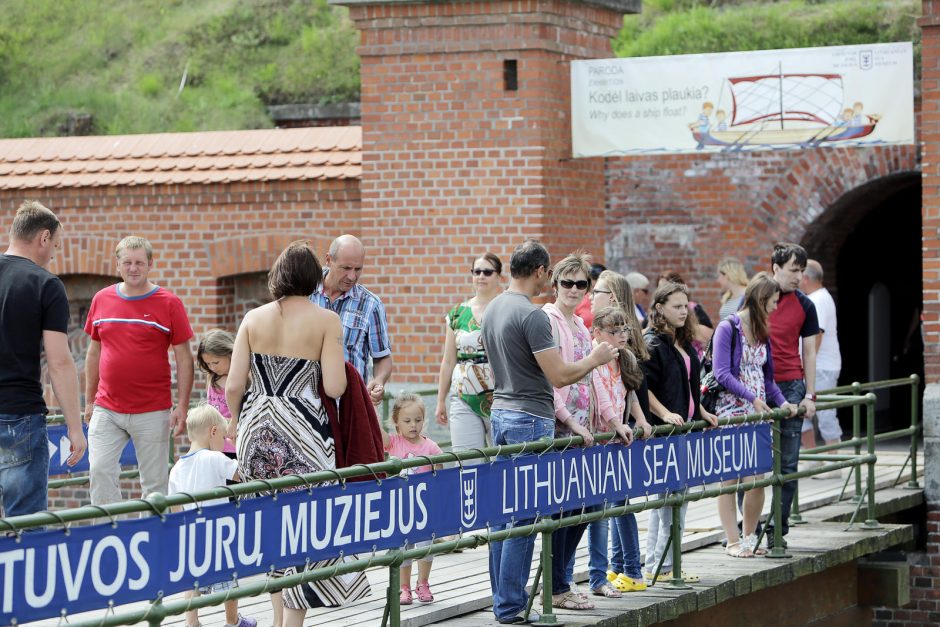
[0,180,359,508]
[344,0,629,381]
[923,0,940,385]
[871,505,940,626]
[605,145,919,323]
[870,2,940,624]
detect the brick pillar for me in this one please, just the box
[336,0,640,382]
[878,2,940,624]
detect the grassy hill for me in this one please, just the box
[0,0,920,138]
[0,0,359,137]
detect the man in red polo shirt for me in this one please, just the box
[84,236,194,505]
[766,242,819,546]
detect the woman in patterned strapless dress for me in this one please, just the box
[226,241,370,627]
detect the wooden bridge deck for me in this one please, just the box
[29,445,922,627]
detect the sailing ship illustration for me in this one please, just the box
[689,65,880,149]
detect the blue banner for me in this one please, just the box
[3,423,771,623]
[46,423,137,475]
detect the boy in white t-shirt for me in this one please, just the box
[168,404,256,627]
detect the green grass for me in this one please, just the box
[0,0,360,137]
[614,0,921,62]
[0,0,921,137]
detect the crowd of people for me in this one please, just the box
[0,200,844,626]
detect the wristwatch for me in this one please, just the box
[804,393,817,401]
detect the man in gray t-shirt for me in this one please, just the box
[483,290,555,418]
[482,239,617,624]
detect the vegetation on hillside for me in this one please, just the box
[0,0,921,137]
[0,0,359,137]
[614,0,921,63]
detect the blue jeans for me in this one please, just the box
[588,517,610,589]
[562,515,612,590]
[488,409,554,621]
[770,379,805,537]
[0,413,49,518]
[610,509,643,580]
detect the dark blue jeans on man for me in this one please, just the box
[0,413,49,517]
[488,408,554,623]
[767,379,805,538]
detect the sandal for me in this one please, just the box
[591,583,622,598]
[742,534,767,556]
[725,540,754,558]
[551,591,595,610]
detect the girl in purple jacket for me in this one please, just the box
[712,272,798,558]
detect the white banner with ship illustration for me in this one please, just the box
[571,42,914,156]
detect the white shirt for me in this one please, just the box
[167,448,238,509]
[807,287,841,371]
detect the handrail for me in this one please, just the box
[16,375,921,627]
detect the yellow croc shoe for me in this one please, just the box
[613,573,647,592]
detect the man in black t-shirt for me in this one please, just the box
[0,200,85,518]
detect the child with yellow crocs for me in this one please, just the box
[589,307,651,595]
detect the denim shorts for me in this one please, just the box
[0,413,49,518]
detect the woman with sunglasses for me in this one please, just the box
[642,281,719,584]
[541,253,625,612]
[434,253,503,463]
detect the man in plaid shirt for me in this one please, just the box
[311,234,392,404]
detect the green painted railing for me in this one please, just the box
[18,376,921,627]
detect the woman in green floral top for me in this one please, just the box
[434,253,503,463]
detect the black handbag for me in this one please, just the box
[699,321,736,414]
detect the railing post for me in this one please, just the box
[664,503,691,589]
[863,393,882,530]
[789,482,805,525]
[384,550,403,627]
[147,596,166,627]
[767,422,791,559]
[852,382,863,503]
[907,374,921,489]
[536,529,562,625]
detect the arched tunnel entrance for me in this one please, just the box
[802,172,922,432]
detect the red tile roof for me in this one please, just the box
[0,127,362,189]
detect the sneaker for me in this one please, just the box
[400,584,413,605]
[798,460,822,473]
[497,610,541,624]
[226,616,257,627]
[415,580,434,603]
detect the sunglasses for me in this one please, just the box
[558,279,589,291]
[472,268,496,276]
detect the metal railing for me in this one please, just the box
[788,375,921,525]
[14,376,921,627]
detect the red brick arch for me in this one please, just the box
[208,233,335,279]
[49,235,119,277]
[757,144,919,245]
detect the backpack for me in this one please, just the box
[699,319,737,414]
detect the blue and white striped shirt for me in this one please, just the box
[310,272,391,381]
